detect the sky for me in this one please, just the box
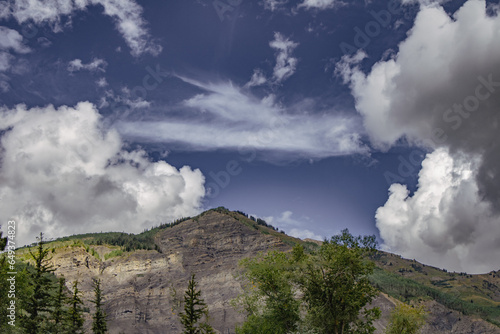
[0,0,499,273]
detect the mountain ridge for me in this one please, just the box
[14,207,500,333]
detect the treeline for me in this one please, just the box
[55,217,192,253]
[0,233,107,333]
[233,209,284,233]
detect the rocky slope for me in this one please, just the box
[23,209,500,333]
[44,210,291,333]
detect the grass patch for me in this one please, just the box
[104,249,124,260]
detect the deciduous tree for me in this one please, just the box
[386,303,427,334]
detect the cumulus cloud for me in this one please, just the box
[376,148,500,273]
[0,0,161,57]
[339,0,500,272]
[263,211,323,240]
[117,76,367,161]
[0,102,205,246]
[67,58,107,73]
[269,32,299,84]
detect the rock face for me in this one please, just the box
[47,210,500,334]
[51,210,290,333]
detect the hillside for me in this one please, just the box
[14,208,500,333]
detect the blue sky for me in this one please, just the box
[1,0,500,273]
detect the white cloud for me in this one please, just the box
[269,32,299,84]
[245,69,267,88]
[376,148,500,274]
[0,0,161,57]
[96,77,108,87]
[0,51,12,72]
[262,0,289,11]
[264,211,323,240]
[0,102,205,246]
[98,87,150,115]
[0,27,31,92]
[117,77,367,160]
[0,26,30,54]
[339,0,500,272]
[67,58,107,73]
[298,0,340,10]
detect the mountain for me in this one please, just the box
[16,208,500,333]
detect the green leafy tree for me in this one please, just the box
[298,229,380,334]
[22,232,56,334]
[300,229,380,334]
[91,278,108,334]
[179,274,215,334]
[386,303,427,334]
[235,251,301,334]
[67,280,85,334]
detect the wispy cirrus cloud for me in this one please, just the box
[116,76,367,161]
[298,0,341,10]
[262,0,290,12]
[67,58,107,73]
[245,32,298,88]
[0,26,31,54]
[0,0,161,57]
[0,26,31,92]
[270,32,299,84]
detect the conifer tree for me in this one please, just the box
[51,276,69,334]
[67,280,85,334]
[22,232,55,334]
[179,274,215,334]
[0,227,7,251]
[91,278,108,334]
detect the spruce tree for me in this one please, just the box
[179,274,215,334]
[91,278,108,334]
[51,276,69,334]
[22,232,55,334]
[0,227,7,251]
[67,280,85,334]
